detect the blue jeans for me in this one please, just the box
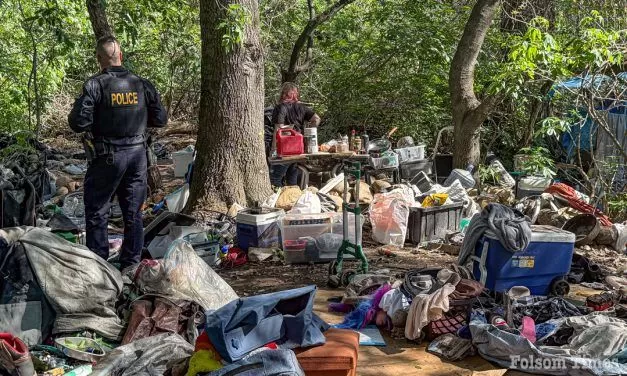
[84,145,147,268]
[270,163,299,187]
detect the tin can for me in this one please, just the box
[353,137,362,153]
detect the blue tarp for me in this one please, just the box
[549,74,627,159]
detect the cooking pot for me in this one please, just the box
[367,127,397,155]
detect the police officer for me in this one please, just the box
[68,36,167,270]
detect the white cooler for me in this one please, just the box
[516,176,552,199]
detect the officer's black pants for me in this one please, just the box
[84,145,147,269]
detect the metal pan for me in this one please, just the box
[367,127,398,155]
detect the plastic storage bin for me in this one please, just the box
[471,225,575,295]
[400,159,433,181]
[172,150,194,178]
[395,145,426,163]
[281,212,363,264]
[236,208,285,251]
[516,176,552,199]
[407,202,463,244]
[370,153,399,169]
[410,171,434,193]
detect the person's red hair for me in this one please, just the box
[280,82,300,103]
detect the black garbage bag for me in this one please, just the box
[1,165,36,228]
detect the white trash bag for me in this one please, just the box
[369,190,411,246]
[289,191,322,214]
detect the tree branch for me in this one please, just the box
[86,0,113,40]
[449,0,501,107]
[283,0,356,81]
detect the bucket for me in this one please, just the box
[304,127,318,154]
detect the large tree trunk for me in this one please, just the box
[187,0,271,212]
[86,0,113,40]
[449,0,501,168]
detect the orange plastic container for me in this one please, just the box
[276,129,304,156]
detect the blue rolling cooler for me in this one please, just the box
[471,225,575,295]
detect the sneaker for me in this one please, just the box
[0,333,35,376]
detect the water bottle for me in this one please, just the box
[486,152,516,188]
[63,192,86,228]
[362,132,369,154]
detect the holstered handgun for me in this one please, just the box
[82,131,96,162]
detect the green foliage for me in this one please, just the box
[478,164,501,186]
[607,194,627,223]
[218,4,251,53]
[519,147,556,178]
[538,117,571,139]
[0,0,625,184]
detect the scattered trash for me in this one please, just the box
[54,337,105,362]
[63,164,86,176]
[133,240,238,311]
[3,130,627,376]
[248,247,276,262]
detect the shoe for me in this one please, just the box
[0,333,35,376]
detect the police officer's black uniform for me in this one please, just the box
[68,66,167,268]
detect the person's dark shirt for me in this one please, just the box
[68,66,167,145]
[271,102,315,132]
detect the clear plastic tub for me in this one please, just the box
[395,145,426,163]
[370,153,399,169]
[281,213,363,263]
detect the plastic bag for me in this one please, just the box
[369,190,411,246]
[614,224,627,253]
[91,333,194,376]
[262,192,280,208]
[165,184,190,213]
[275,186,302,210]
[352,181,373,204]
[314,232,344,254]
[424,180,479,217]
[289,191,322,214]
[134,240,238,311]
[147,225,208,259]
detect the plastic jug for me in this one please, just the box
[487,153,516,188]
[443,164,475,189]
[276,129,304,156]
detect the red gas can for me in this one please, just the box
[276,129,304,156]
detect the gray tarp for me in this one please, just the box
[0,227,125,340]
[470,312,627,375]
[91,332,194,376]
